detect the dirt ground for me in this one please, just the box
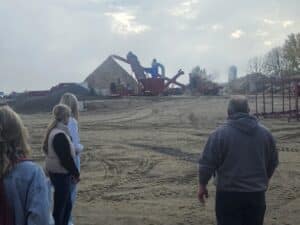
[22,96,300,225]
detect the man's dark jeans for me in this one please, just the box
[216,191,266,225]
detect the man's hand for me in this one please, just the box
[198,184,208,204]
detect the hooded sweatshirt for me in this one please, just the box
[198,113,278,192]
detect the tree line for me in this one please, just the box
[248,33,300,77]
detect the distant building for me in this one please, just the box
[228,65,238,82]
[0,92,4,98]
[50,83,78,92]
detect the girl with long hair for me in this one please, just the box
[43,104,79,225]
[0,106,49,225]
[60,93,84,225]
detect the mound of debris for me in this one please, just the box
[84,56,138,96]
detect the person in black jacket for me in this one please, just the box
[43,104,79,225]
[198,96,278,225]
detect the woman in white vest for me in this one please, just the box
[43,104,79,225]
[60,93,84,225]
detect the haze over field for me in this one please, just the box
[0,0,299,92]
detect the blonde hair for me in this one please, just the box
[0,106,30,178]
[60,93,79,121]
[42,104,71,154]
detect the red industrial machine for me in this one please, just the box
[111,53,185,96]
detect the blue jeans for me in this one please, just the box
[69,155,80,225]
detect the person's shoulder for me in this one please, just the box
[53,132,68,143]
[257,122,272,134]
[208,123,228,139]
[215,122,230,133]
[50,127,66,137]
[13,161,45,179]
[68,117,78,125]
[16,160,36,168]
[256,122,275,141]
[17,161,42,172]
[68,117,78,129]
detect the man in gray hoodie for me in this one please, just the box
[198,96,278,225]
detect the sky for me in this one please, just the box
[0,0,299,93]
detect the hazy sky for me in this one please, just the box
[0,0,299,92]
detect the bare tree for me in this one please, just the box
[283,33,300,74]
[263,47,288,77]
[247,56,265,74]
[247,33,300,78]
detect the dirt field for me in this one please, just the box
[21,96,300,225]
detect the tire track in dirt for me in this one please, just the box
[277,130,300,141]
[80,108,155,134]
[78,138,197,203]
[277,146,299,152]
[271,126,300,133]
[82,108,153,124]
[129,143,199,163]
[78,148,158,203]
[84,143,200,203]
